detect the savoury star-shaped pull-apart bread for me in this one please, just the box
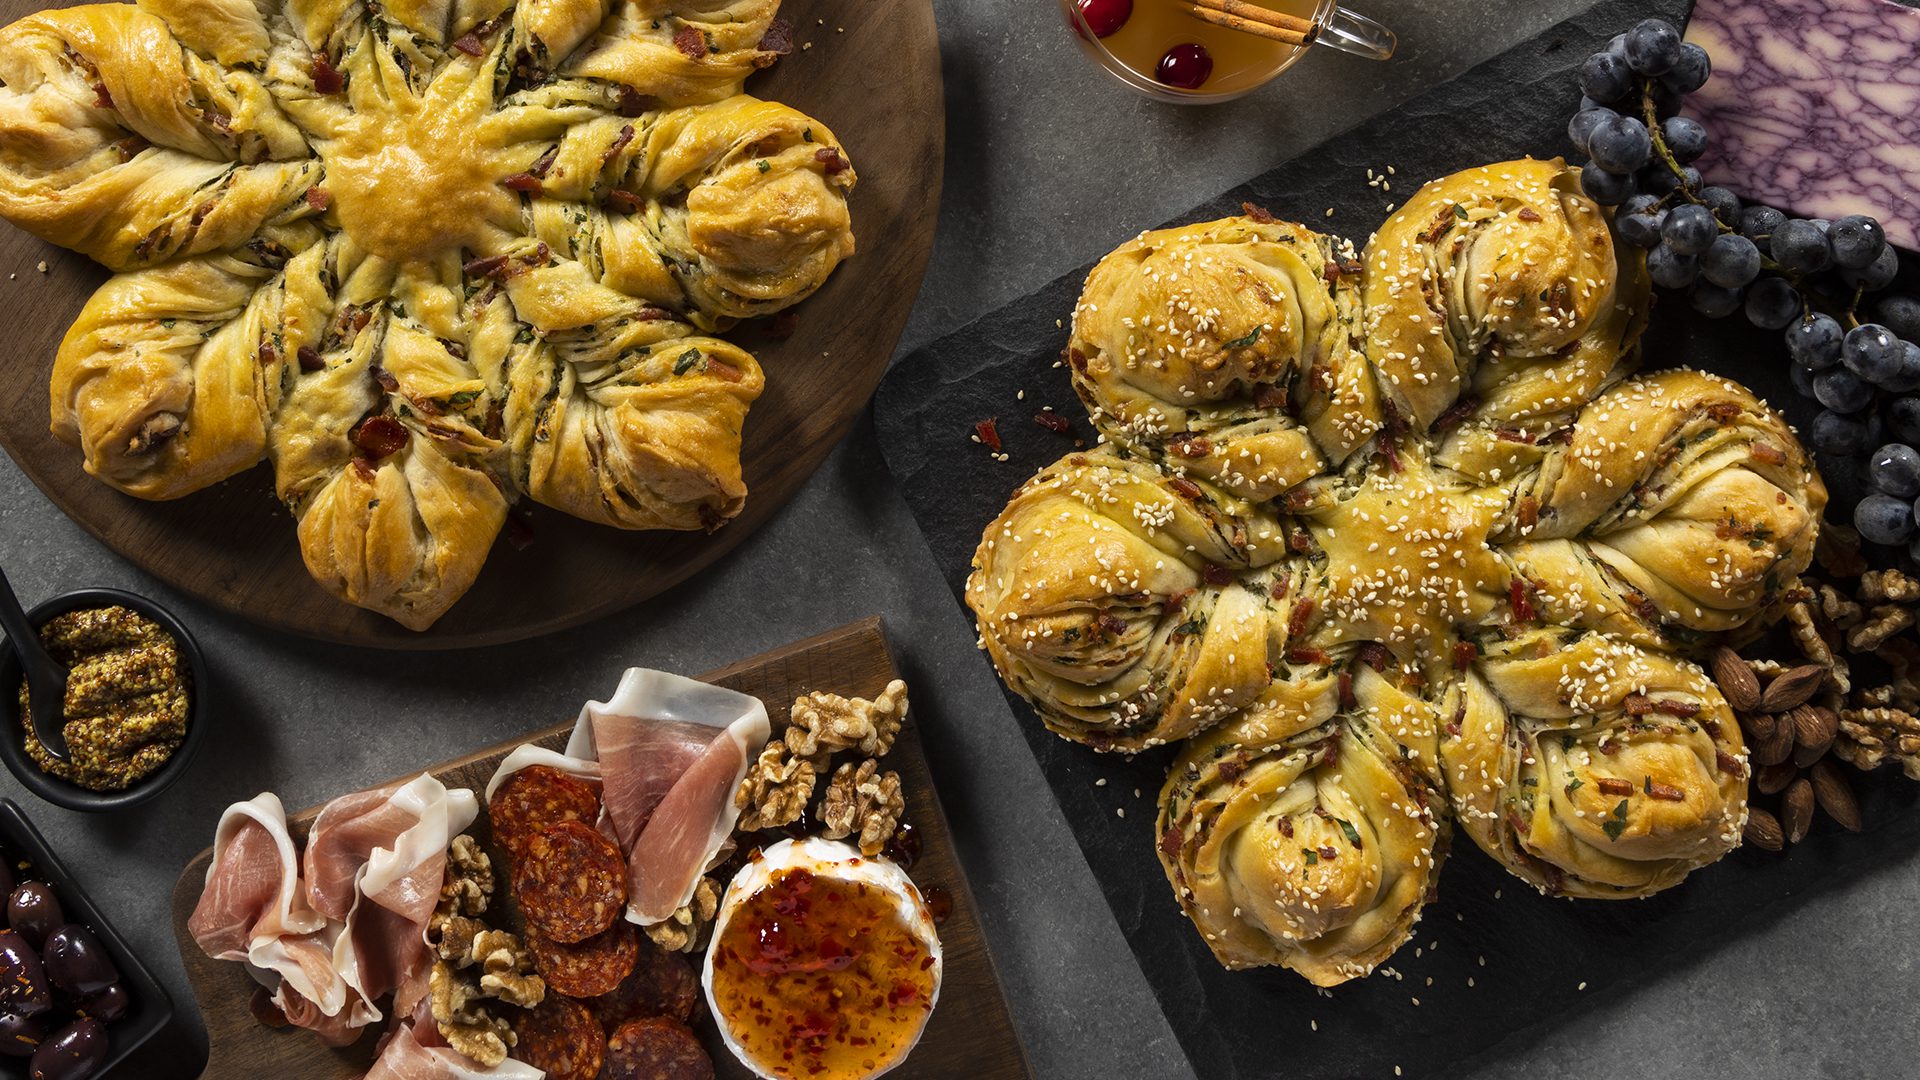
[0,0,853,629]
[968,158,1827,986]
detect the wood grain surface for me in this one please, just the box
[0,0,944,649]
[167,617,1030,1079]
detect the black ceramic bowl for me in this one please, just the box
[0,588,209,813]
[0,799,174,1078]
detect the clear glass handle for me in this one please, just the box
[1313,5,1397,61]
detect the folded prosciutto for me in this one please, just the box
[190,776,480,1055]
[305,776,479,1020]
[564,669,770,925]
[187,794,348,1020]
[365,1008,543,1080]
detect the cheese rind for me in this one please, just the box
[1684,0,1920,250]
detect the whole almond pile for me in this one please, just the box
[1713,647,1861,850]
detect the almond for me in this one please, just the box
[1755,760,1799,796]
[1790,704,1838,767]
[1743,807,1784,851]
[1759,663,1826,713]
[1711,647,1762,711]
[1810,759,1862,832]
[1739,710,1777,743]
[1783,777,1815,843]
[1754,719,1796,767]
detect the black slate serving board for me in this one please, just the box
[875,1,1920,1077]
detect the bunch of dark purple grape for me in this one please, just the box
[1568,17,1920,558]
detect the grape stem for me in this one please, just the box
[1636,80,1859,327]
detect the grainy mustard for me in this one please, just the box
[17,606,190,791]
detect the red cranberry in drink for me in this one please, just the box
[1156,43,1213,90]
[1075,0,1132,38]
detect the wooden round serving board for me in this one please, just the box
[0,0,943,649]
[168,618,1032,1079]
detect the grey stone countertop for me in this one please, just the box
[2,1,1914,1078]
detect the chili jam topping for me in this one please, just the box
[17,605,190,791]
[710,863,937,1079]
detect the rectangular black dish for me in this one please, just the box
[873,0,1919,1076]
[0,799,174,1079]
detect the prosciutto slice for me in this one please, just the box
[187,794,347,1017]
[305,775,478,1022]
[565,669,769,925]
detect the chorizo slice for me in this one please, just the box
[512,820,627,943]
[603,1016,714,1080]
[529,920,639,999]
[488,765,601,859]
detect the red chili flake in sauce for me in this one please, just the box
[305,187,332,211]
[973,418,1001,452]
[312,53,344,94]
[1201,563,1234,587]
[1034,411,1072,433]
[350,415,408,460]
[673,25,709,58]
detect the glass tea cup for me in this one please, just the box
[1063,0,1397,104]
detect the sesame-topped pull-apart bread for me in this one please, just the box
[968,158,1828,985]
[0,0,853,630]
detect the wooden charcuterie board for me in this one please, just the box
[0,0,944,649]
[167,618,1030,1079]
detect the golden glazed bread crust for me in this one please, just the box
[0,0,854,629]
[967,158,1827,984]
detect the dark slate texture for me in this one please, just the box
[876,0,1920,1077]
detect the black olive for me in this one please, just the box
[7,885,63,951]
[0,1009,44,1057]
[28,1016,105,1080]
[0,930,51,1017]
[42,927,115,997]
[76,982,127,1024]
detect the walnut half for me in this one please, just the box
[817,759,904,856]
[646,876,721,954]
[787,679,909,760]
[430,961,513,1068]
[736,739,817,832]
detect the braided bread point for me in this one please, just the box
[1488,370,1825,641]
[0,6,316,270]
[1440,631,1746,898]
[967,450,1294,751]
[1367,158,1645,437]
[522,93,856,328]
[1067,216,1376,500]
[560,0,787,106]
[1158,661,1447,985]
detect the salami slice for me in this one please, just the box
[510,996,604,1080]
[513,820,627,943]
[489,765,601,859]
[529,921,639,998]
[590,936,699,1030]
[603,1017,714,1080]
